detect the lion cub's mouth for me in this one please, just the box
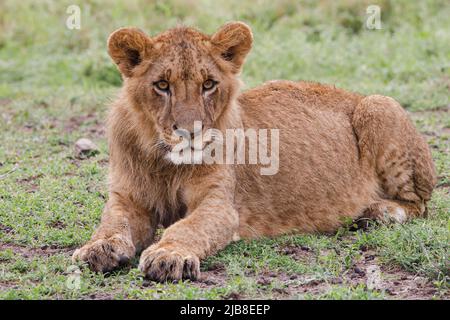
[158,135,215,152]
[158,136,216,165]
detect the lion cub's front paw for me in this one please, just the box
[72,234,135,272]
[138,245,200,282]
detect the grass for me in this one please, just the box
[0,0,449,299]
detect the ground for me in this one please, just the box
[0,0,448,300]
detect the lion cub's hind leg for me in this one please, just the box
[352,95,436,225]
[354,200,425,229]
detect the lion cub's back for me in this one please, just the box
[238,80,363,128]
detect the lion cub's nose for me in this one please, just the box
[172,122,204,139]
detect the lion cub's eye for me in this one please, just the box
[202,79,217,91]
[154,80,170,92]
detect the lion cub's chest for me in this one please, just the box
[147,173,188,227]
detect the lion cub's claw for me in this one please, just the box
[72,235,135,273]
[138,246,200,282]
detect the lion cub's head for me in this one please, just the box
[108,22,252,152]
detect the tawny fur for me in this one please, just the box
[72,22,436,282]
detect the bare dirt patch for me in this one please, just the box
[0,223,15,235]
[0,280,20,291]
[16,173,43,193]
[379,265,444,299]
[0,243,75,259]
[346,250,444,299]
[198,262,229,288]
[47,220,68,230]
[81,292,117,300]
[64,113,105,137]
[0,98,12,107]
[275,243,314,263]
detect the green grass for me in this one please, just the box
[0,0,449,300]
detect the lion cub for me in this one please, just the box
[73,22,436,282]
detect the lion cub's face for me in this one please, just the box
[108,23,253,151]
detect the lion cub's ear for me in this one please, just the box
[107,27,152,77]
[211,22,253,73]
